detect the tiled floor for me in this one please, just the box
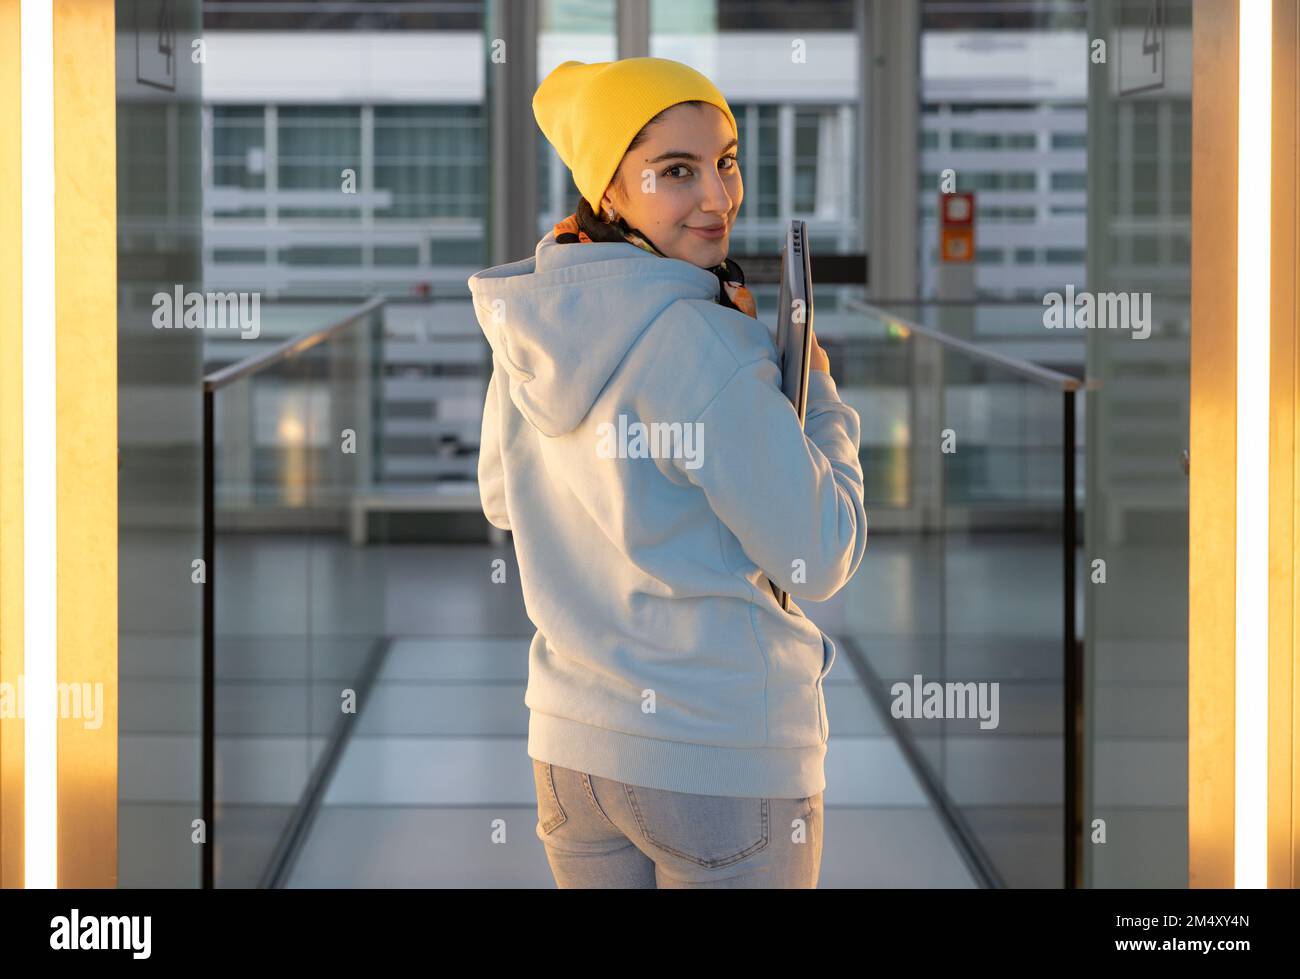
[282,634,976,888]
[269,531,1003,888]
[118,526,1185,887]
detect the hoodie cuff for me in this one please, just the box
[806,369,841,405]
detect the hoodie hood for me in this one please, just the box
[467,231,723,437]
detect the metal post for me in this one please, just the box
[866,0,919,303]
[486,0,539,267]
[616,0,650,59]
[1063,388,1080,888]
[202,388,215,889]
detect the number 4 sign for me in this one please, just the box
[135,0,178,93]
[1118,0,1165,96]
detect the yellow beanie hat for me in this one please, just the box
[532,57,738,215]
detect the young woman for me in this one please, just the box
[468,57,868,888]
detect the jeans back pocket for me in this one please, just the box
[623,783,769,869]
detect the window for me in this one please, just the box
[374,246,420,266]
[1051,171,1087,190]
[981,205,1037,221]
[374,105,484,219]
[277,105,362,219]
[1051,132,1087,149]
[429,238,482,263]
[1044,248,1086,263]
[924,171,1037,191]
[213,248,266,263]
[1132,235,1161,265]
[757,104,780,219]
[793,108,821,213]
[212,105,267,218]
[950,131,1036,150]
[279,246,363,266]
[966,171,1036,190]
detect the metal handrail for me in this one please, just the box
[203,294,385,392]
[846,295,1084,887]
[844,298,1083,391]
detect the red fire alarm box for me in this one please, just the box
[939,191,975,263]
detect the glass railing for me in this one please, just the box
[202,292,497,887]
[833,300,1084,888]
[203,298,389,887]
[201,291,1085,889]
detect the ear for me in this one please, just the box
[600,180,620,221]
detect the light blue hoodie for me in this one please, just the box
[468,229,867,798]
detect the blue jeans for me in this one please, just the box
[532,759,824,888]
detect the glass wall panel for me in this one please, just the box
[1082,0,1194,889]
[116,0,205,888]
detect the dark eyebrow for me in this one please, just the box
[645,137,739,165]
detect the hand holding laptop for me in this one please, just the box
[808,328,829,373]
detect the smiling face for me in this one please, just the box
[600,102,743,269]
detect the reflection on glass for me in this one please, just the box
[836,303,1079,887]
[919,6,1090,301]
[1083,0,1192,889]
[117,0,205,889]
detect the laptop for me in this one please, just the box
[769,219,815,612]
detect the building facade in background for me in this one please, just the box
[201,24,1114,302]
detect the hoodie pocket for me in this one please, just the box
[750,606,832,749]
[818,634,837,680]
[815,636,836,743]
